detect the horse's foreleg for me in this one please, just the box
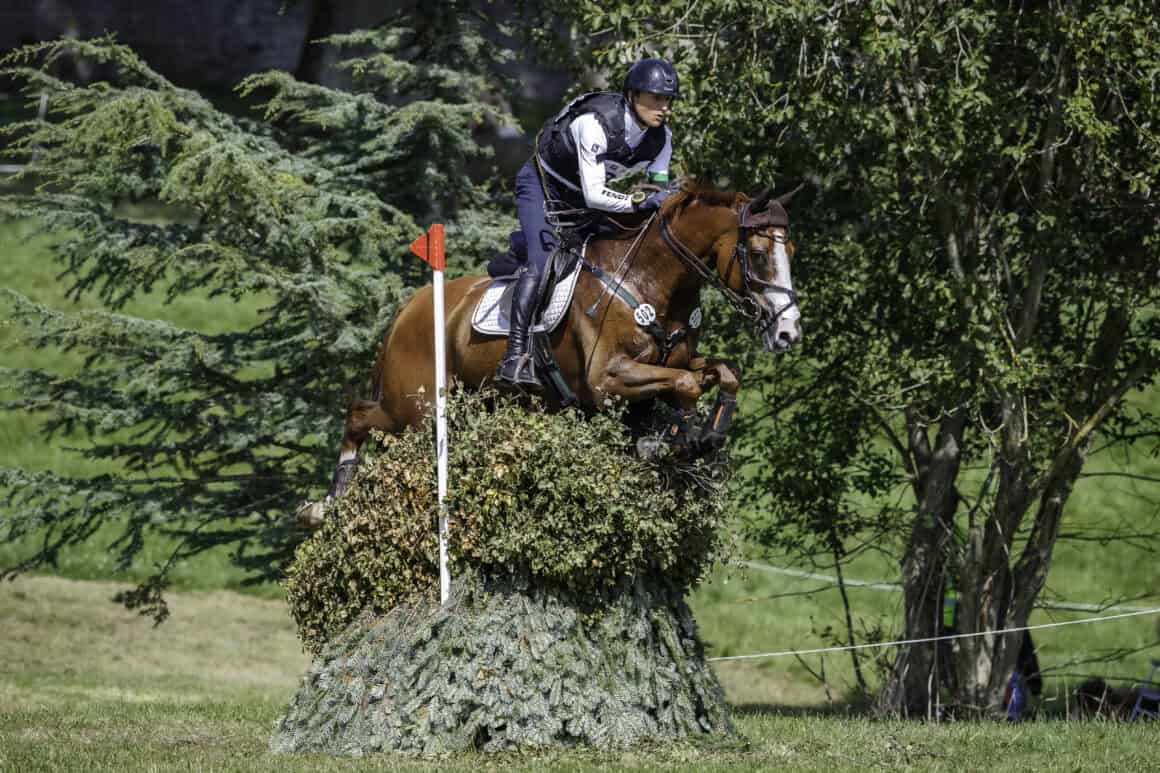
[296,399,397,529]
[601,358,707,453]
[691,358,742,449]
[602,357,706,407]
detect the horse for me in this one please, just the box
[297,183,802,527]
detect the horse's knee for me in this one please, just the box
[347,399,393,437]
[672,371,702,405]
[717,366,740,394]
[703,359,740,393]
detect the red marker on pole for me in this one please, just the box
[409,223,450,606]
[408,223,445,270]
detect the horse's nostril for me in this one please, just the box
[778,331,793,342]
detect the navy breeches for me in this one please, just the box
[514,161,557,277]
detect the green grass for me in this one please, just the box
[2,575,1156,772]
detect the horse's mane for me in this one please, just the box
[663,179,745,215]
[600,179,745,238]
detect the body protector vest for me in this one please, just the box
[536,92,667,199]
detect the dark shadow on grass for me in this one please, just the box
[731,701,874,719]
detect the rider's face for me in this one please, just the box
[632,91,673,128]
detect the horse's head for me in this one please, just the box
[717,187,803,353]
[658,183,803,353]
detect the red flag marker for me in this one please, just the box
[409,223,445,271]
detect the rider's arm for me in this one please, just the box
[646,127,673,184]
[570,115,635,213]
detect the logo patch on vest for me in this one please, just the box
[633,304,657,326]
[689,307,703,329]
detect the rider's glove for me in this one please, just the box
[631,189,673,214]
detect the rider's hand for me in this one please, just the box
[632,189,672,213]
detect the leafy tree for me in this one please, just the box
[553,0,1160,714]
[0,7,514,619]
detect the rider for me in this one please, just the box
[496,58,680,387]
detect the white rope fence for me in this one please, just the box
[710,606,1160,663]
[738,559,1157,614]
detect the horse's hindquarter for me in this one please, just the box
[445,274,509,388]
[378,275,499,429]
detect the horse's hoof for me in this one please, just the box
[699,431,726,452]
[295,500,327,530]
[636,435,670,461]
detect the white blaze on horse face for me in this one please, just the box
[764,231,801,349]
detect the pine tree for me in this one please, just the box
[1,10,517,620]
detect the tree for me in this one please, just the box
[552,0,1160,714]
[0,5,515,619]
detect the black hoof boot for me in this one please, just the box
[699,392,737,451]
[327,458,359,501]
[666,408,702,456]
[496,269,543,388]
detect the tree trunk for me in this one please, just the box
[951,304,1138,714]
[878,413,966,717]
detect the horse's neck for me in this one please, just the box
[667,204,736,265]
[650,205,735,295]
[587,205,734,315]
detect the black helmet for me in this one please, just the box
[623,58,679,98]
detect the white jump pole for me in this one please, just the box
[409,223,451,606]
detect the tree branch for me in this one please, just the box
[1015,46,1069,348]
[905,406,934,491]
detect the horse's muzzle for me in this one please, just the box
[763,322,801,353]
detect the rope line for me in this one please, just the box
[737,560,1157,613]
[709,607,1160,663]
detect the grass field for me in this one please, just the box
[2,209,1159,768]
[2,575,1157,772]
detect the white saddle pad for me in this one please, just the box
[471,253,584,336]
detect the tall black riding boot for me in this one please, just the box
[496,268,543,387]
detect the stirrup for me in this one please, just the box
[496,353,541,388]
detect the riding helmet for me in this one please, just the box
[623,58,680,98]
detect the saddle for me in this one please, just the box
[473,232,584,337]
[473,232,587,406]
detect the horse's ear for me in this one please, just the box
[740,186,789,228]
[774,183,805,206]
[749,188,773,210]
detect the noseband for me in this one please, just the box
[658,204,798,336]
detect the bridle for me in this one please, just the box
[658,200,798,336]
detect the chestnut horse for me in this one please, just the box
[297,184,801,526]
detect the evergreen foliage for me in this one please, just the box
[0,18,514,617]
[272,576,733,755]
[285,390,732,654]
[547,0,1160,713]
